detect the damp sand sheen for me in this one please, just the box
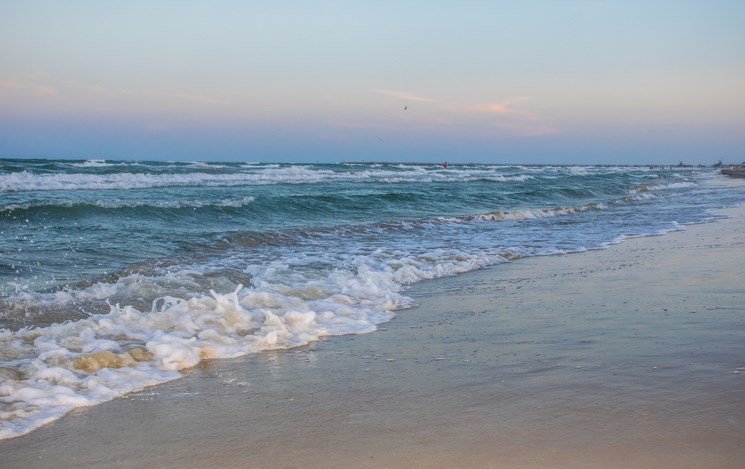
[1,160,744,467]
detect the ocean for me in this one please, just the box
[1,158,744,439]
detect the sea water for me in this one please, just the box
[1,159,744,439]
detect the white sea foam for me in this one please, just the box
[460,204,605,222]
[1,197,255,212]
[669,182,698,189]
[30,165,375,191]
[68,160,112,168]
[0,168,336,192]
[0,165,589,192]
[1,163,727,439]
[623,192,657,202]
[649,181,698,190]
[0,243,519,439]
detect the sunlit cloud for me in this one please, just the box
[375,89,539,119]
[373,89,555,136]
[0,79,57,96]
[0,79,23,91]
[74,83,231,107]
[374,89,436,102]
[466,97,539,120]
[35,86,57,96]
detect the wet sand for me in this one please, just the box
[2,205,744,468]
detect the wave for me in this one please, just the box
[0,237,523,439]
[236,201,612,246]
[0,194,620,438]
[0,164,646,192]
[0,168,332,192]
[67,160,115,168]
[1,196,255,213]
[462,203,606,222]
[0,162,728,439]
[652,181,698,190]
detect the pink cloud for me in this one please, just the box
[0,79,57,96]
[35,86,57,96]
[374,89,436,102]
[81,84,230,106]
[373,88,557,136]
[375,89,539,120]
[0,79,24,91]
[466,100,538,120]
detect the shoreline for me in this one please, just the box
[2,204,744,468]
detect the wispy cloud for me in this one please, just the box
[466,97,539,120]
[0,79,57,96]
[374,90,537,118]
[372,89,558,136]
[84,84,231,107]
[374,89,436,102]
[0,79,23,91]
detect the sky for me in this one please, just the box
[1,0,744,164]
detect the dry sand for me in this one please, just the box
[2,205,744,468]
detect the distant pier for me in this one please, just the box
[721,167,745,178]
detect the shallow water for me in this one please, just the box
[2,213,743,467]
[2,159,744,439]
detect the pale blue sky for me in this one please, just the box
[1,1,744,163]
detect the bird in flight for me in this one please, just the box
[404,106,407,110]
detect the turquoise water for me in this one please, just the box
[1,158,744,438]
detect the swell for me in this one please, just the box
[0,199,612,328]
[0,163,659,193]
[1,196,256,215]
[218,197,610,247]
[0,166,736,441]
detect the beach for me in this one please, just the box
[4,0,745,464]
[1,202,743,468]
